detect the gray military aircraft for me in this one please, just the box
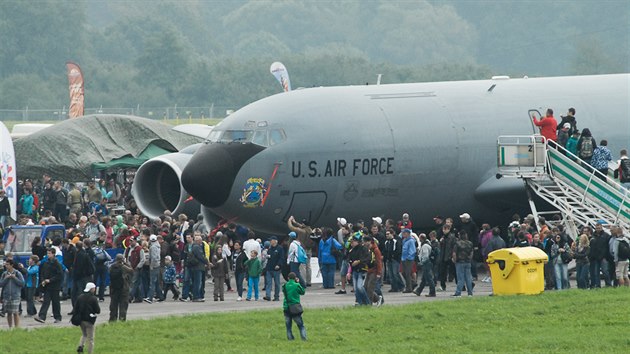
[133,74,629,233]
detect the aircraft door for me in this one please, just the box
[528,109,542,134]
[282,191,327,226]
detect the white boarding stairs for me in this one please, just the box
[497,135,630,237]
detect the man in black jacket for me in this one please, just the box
[458,213,480,280]
[75,282,100,353]
[263,236,285,301]
[589,223,612,288]
[35,248,63,323]
[346,234,371,305]
[383,229,403,292]
[71,242,94,313]
[0,189,10,228]
[61,239,76,300]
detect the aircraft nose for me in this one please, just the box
[181,142,266,208]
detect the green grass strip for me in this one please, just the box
[1,288,629,353]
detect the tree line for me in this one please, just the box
[0,0,626,112]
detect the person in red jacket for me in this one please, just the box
[532,109,558,142]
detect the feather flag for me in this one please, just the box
[66,62,85,118]
[0,121,17,221]
[270,62,291,92]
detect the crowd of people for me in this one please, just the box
[0,164,628,344]
[532,107,630,186]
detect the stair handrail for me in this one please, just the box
[545,139,629,225]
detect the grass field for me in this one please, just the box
[1,288,628,353]
[1,118,223,131]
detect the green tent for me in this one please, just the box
[90,143,172,172]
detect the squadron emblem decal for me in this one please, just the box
[240,177,267,208]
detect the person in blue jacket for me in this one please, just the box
[401,229,417,293]
[318,227,343,289]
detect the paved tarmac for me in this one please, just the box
[1,276,494,331]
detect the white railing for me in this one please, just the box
[497,135,547,177]
[546,140,630,226]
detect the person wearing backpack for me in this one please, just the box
[614,149,630,189]
[286,232,306,287]
[577,128,597,166]
[108,254,132,322]
[318,228,342,289]
[611,226,630,287]
[414,233,436,297]
[91,239,111,302]
[71,241,95,314]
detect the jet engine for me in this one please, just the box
[132,144,201,221]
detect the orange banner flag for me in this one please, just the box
[66,62,84,118]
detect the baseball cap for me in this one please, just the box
[563,123,571,129]
[459,213,471,219]
[288,231,297,238]
[149,234,158,242]
[84,282,96,292]
[433,215,444,220]
[402,228,412,234]
[269,236,278,241]
[337,217,347,226]
[372,217,382,224]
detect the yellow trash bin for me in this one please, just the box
[486,247,548,295]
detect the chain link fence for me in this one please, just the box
[0,105,238,122]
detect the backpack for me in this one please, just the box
[579,138,593,159]
[94,248,107,264]
[109,264,123,289]
[619,159,630,183]
[296,243,307,264]
[618,238,630,261]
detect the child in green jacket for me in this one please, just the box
[245,250,262,301]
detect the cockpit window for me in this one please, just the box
[206,130,253,143]
[205,128,286,146]
[222,130,253,142]
[206,130,222,143]
[252,130,268,146]
[269,129,286,146]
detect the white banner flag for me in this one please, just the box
[270,62,291,92]
[0,121,17,221]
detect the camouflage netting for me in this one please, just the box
[14,114,202,181]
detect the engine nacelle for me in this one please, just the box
[132,144,201,220]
